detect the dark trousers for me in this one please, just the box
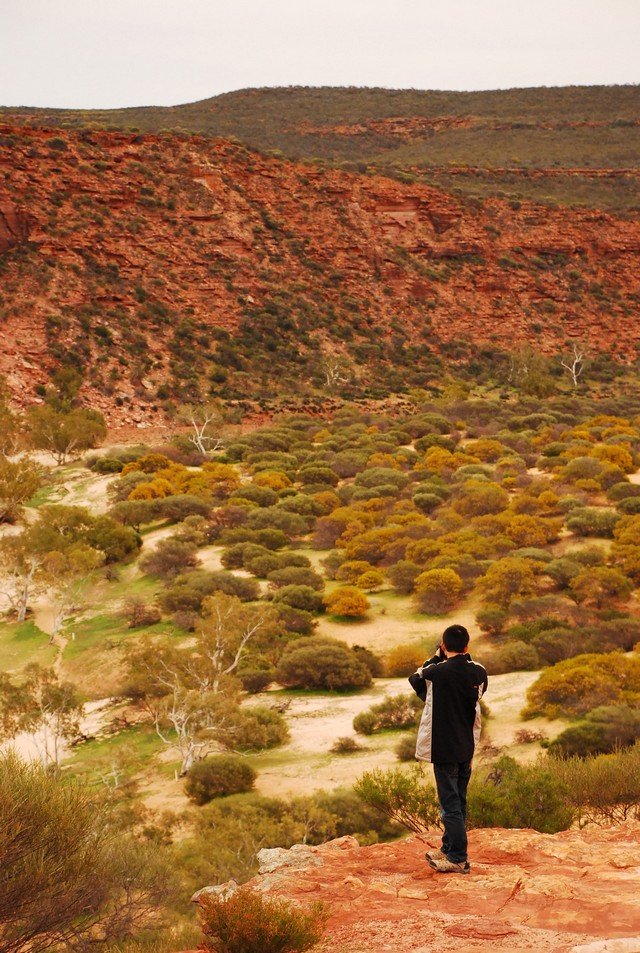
[433,761,472,863]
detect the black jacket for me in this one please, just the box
[409,653,488,764]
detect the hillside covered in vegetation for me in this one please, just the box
[4,84,640,209]
[2,122,640,428]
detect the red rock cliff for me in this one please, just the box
[2,125,640,424]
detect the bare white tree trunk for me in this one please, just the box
[183,403,225,455]
[560,344,586,388]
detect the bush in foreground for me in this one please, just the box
[185,755,257,805]
[0,752,174,953]
[356,758,573,835]
[357,747,640,833]
[199,887,327,953]
[179,788,399,889]
[551,744,640,826]
[354,766,440,833]
[467,756,574,833]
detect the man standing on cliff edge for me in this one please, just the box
[409,624,488,874]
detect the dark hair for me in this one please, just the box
[443,624,469,653]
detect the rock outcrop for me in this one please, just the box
[0,199,31,253]
[193,826,640,953]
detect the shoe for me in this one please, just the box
[430,856,471,874]
[425,849,447,867]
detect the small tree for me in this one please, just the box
[133,666,240,776]
[0,457,42,524]
[507,345,555,397]
[109,498,158,531]
[0,537,45,623]
[321,354,350,392]
[41,545,104,644]
[413,568,462,614]
[127,594,276,773]
[560,342,587,388]
[179,400,225,455]
[27,405,107,464]
[0,665,83,767]
[196,593,277,694]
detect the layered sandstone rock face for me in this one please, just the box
[2,124,640,425]
[194,826,640,953]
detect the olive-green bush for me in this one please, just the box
[185,755,257,805]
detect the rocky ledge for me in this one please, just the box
[193,824,640,953]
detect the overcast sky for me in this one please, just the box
[1,0,639,109]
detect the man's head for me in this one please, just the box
[442,624,469,655]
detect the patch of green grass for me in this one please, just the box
[244,745,331,773]
[139,520,173,538]
[63,611,179,659]
[0,619,56,671]
[25,482,66,508]
[66,723,164,783]
[324,613,372,626]
[105,570,163,603]
[60,611,183,698]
